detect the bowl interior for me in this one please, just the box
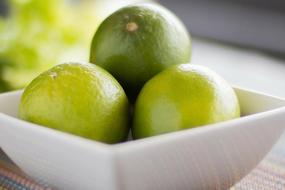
[0,90,22,118]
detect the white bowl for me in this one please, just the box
[0,87,285,190]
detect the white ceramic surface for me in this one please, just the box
[0,87,285,190]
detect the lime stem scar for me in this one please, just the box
[50,72,57,79]
[126,22,138,32]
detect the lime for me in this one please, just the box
[19,63,129,144]
[132,64,240,139]
[90,3,191,101]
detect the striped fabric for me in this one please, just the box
[0,150,51,190]
[0,150,284,189]
[232,154,285,190]
[0,167,51,190]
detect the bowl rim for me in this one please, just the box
[0,86,285,151]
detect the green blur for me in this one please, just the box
[0,0,100,92]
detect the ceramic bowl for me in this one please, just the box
[0,87,285,190]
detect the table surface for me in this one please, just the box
[1,37,285,189]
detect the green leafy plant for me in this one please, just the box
[0,0,100,92]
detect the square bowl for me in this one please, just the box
[0,87,285,190]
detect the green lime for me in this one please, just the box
[19,63,129,144]
[90,4,191,101]
[132,64,240,139]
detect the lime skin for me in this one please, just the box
[19,63,130,144]
[90,4,191,101]
[132,64,240,139]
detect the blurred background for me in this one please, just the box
[0,0,150,92]
[160,0,285,53]
[0,0,285,96]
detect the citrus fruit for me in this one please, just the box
[132,64,240,139]
[19,63,129,144]
[90,3,191,101]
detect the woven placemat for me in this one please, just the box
[0,151,51,190]
[232,154,285,190]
